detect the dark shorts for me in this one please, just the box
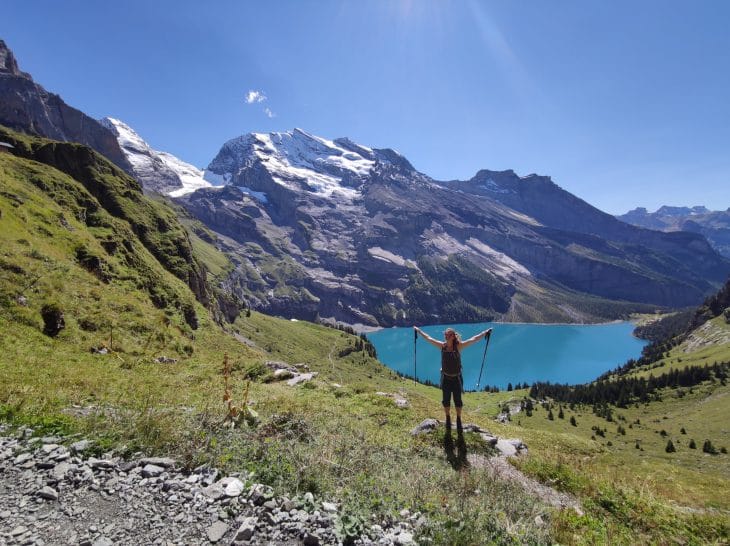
[441,374,463,408]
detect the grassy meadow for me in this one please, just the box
[1,140,728,544]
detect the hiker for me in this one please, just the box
[413,326,492,432]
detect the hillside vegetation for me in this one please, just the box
[0,134,728,544]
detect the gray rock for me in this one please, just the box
[70,440,91,453]
[139,457,177,468]
[206,520,229,543]
[38,486,58,501]
[234,517,257,542]
[141,464,165,478]
[395,531,415,545]
[410,419,439,435]
[495,438,528,457]
[203,477,244,500]
[88,457,116,470]
[11,525,28,536]
[52,461,72,480]
[14,452,33,465]
[92,538,114,546]
[41,443,60,454]
[286,372,317,386]
[223,477,245,497]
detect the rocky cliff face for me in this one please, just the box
[177,129,730,326]
[618,206,730,258]
[0,40,131,173]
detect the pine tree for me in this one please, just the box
[665,440,676,453]
[507,382,513,391]
[558,406,564,419]
[548,410,554,420]
[570,416,577,427]
[689,439,697,449]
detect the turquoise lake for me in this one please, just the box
[366,322,648,390]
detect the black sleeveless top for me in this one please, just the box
[441,343,461,377]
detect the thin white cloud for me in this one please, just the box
[245,90,267,104]
[264,107,276,118]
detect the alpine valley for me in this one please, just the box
[1,38,729,546]
[2,40,728,327]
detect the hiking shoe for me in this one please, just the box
[456,417,463,432]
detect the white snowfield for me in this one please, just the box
[251,129,374,200]
[100,117,215,197]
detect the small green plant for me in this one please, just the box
[335,512,366,545]
[222,353,258,427]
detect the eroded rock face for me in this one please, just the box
[0,40,131,173]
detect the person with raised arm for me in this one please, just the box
[413,326,492,432]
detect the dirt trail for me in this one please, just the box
[469,454,582,511]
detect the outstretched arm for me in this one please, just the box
[459,328,493,349]
[413,327,444,349]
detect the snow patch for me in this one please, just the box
[247,129,375,201]
[367,247,415,268]
[480,178,514,194]
[102,117,214,197]
[235,186,268,203]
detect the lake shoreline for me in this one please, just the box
[367,321,648,389]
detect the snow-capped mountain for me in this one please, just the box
[175,129,730,326]
[205,128,420,204]
[100,117,214,196]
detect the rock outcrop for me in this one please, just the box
[0,40,131,173]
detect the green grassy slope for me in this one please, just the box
[0,136,727,544]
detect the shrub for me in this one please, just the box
[665,440,676,453]
[689,439,697,449]
[702,440,718,455]
[40,302,65,337]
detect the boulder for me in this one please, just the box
[410,419,440,435]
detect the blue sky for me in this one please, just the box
[3,0,729,214]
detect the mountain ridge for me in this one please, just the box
[172,128,730,326]
[1,38,727,327]
[617,205,730,258]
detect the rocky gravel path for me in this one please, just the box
[0,426,419,546]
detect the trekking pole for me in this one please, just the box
[475,329,492,391]
[413,328,418,385]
